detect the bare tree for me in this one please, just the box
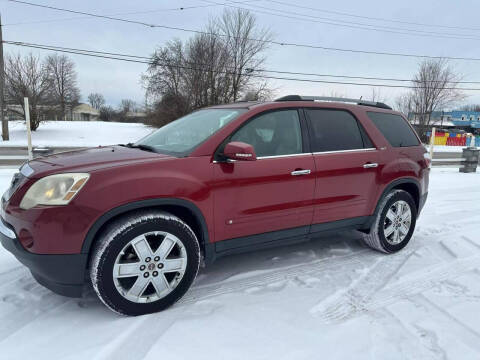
[45,54,80,120]
[4,53,51,130]
[410,59,466,139]
[88,92,106,109]
[144,39,186,102]
[119,99,137,113]
[395,93,415,117]
[99,105,115,122]
[218,9,272,101]
[241,81,275,101]
[459,104,480,112]
[143,9,272,126]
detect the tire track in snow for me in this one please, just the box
[179,250,369,305]
[309,246,416,320]
[179,219,480,306]
[386,294,480,355]
[310,220,480,322]
[313,249,480,323]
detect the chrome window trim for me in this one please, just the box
[212,148,377,163]
[257,153,311,160]
[312,148,376,155]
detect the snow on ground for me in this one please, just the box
[0,168,480,359]
[0,121,154,148]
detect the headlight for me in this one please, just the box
[20,173,90,210]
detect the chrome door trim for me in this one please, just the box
[212,148,377,163]
[257,153,312,160]
[312,148,376,155]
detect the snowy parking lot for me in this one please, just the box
[0,167,480,360]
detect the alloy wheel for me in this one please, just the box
[112,231,187,303]
[383,200,412,245]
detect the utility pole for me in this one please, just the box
[0,14,8,141]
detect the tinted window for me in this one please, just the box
[367,112,420,147]
[231,110,302,157]
[306,109,365,152]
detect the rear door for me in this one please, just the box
[212,109,316,243]
[305,108,381,228]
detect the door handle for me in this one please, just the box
[291,169,311,176]
[363,163,378,169]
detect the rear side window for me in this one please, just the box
[305,109,369,152]
[367,112,420,147]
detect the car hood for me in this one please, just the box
[26,146,173,178]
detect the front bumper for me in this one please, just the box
[0,218,87,297]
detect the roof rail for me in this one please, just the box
[274,95,392,110]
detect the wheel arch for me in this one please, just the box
[82,198,212,262]
[374,178,421,216]
[361,177,420,232]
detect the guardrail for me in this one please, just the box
[0,147,54,168]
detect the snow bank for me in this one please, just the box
[0,168,479,359]
[0,121,154,148]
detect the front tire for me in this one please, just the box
[362,190,417,253]
[90,210,200,316]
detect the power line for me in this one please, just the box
[5,40,480,91]
[202,0,480,41]
[6,40,480,84]
[264,0,480,33]
[7,0,480,62]
[2,0,261,26]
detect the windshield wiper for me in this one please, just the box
[122,143,157,153]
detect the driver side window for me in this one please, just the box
[230,110,303,158]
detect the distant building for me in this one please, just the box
[72,103,100,121]
[125,111,147,119]
[409,110,480,133]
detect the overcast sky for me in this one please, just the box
[2,0,480,108]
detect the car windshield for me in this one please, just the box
[136,108,246,155]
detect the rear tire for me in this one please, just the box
[362,190,417,253]
[90,210,200,316]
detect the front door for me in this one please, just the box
[304,108,381,228]
[213,109,316,242]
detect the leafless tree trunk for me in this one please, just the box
[4,53,51,131]
[45,54,80,120]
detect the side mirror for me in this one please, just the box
[223,141,257,161]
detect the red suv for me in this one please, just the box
[0,95,429,315]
